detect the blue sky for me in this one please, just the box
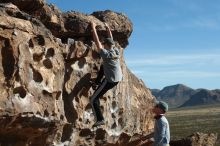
[47,0,220,90]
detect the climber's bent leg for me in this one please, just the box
[90,79,118,122]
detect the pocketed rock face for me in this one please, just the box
[62,42,154,146]
[0,3,65,145]
[0,2,154,146]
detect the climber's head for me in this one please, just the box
[152,101,168,115]
[103,38,115,49]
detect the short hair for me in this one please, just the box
[104,38,115,45]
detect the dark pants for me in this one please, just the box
[90,79,118,121]
[95,65,104,85]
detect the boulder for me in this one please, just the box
[0,3,65,145]
[0,2,154,146]
[0,0,132,48]
[92,10,133,48]
[0,0,45,12]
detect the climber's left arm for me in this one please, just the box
[91,22,103,52]
[104,23,113,40]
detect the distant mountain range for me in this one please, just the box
[151,84,220,108]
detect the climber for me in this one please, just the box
[90,22,122,127]
[140,101,170,146]
[152,101,170,146]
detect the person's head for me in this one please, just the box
[103,38,114,49]
[152,101,168,115]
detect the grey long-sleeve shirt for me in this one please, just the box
[99,48,122,83]
[153,115,170,146]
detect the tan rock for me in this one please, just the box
[0,0,45,12]
[0,2,154,146]
[1,0,133,48]
[0,4,65,145]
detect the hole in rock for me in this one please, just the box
[78,58,86,69]
[28,39,34,48]
[63,89,79,123]
[56,91,62,100]
[36,111,41,116]
[75,97,79,103]
[61,124,73,142]
[42,90,52,97]
[52,112,57,117]
[31,66,43,83]
[112,101,117,110]
[85,104,92,110]
[45,80,48,86]
[33,52,44,62]
[60,115,64,120]
[95,128,106,140]
[118,118,123,125]
[92,50,100,59]
[100,106,104,112]
[15,70,20,82]
[111,122,117,129]
[45,48,55,58]
[85,119,90,124]
[13,86,27,98]
[119,108,124,115]
[118,132,131,144]
[34,35,45,46]
[43,58,53,69]
[111,113,116,118]
[79,128,94,137]
[44,109,49,117]
[1,38,15,81]
[93,65,98,71]
[100,96,107,101]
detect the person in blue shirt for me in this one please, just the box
[90,22,122,127]
[152,101,170,146]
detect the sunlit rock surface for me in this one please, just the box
[0,1,154,146]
